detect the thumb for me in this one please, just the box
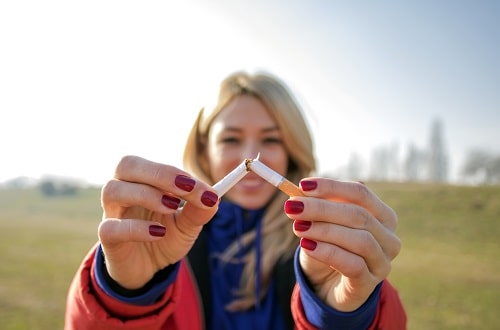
[98,218,166,245]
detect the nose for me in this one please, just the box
[241,142,259,160]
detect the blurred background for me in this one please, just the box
[1,0,499,186]
[1,1,499,329]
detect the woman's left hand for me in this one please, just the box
[286,178,401,312]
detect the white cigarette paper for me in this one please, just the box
[212,160,249,196]
[249,158,304,197]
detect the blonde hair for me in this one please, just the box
[183,71,316,310]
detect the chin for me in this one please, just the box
[225,192,273,210]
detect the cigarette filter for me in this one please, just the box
[249,158,304,197]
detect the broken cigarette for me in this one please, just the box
[212,159,249,196]
[248,157,304,197]
[211,155,304,197]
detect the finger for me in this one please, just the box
[114,156,203,198]
[174,190,220,236]
[300,178,397,230]
[299,237,371,280]
[113,155,220,213]
[98,218,166,246]
[102,179,182,217]
[298,242,382,311]
[294,220,393,277]
[285,198,400,259]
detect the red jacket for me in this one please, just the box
[65,245,406,329]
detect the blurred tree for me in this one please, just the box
[427,118,449,182]
[368,142,401,181]
[461,149,500,184]
[370,146,389,181]
[40,180,56,196]
[404,143,425,181]
[388,141,401,181]
[39,177,79,196]
[346,152,363,180]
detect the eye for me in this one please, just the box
[263,137,282,144]
[220,136,240,144]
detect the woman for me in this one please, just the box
[65,72,406,329]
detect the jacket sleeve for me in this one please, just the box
[291,280,407,330]
[365,280,407,330]
[291,248,407,329]
[64,244,202,330]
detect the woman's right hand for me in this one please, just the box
[97,155,219,290]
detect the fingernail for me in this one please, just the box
[300,238,317,251]
[284,200,304,214]
[161,195,181,209]
[149,225,166,237]
[201,191,218,207]
[300,180,317,191]
[175,175,196,192]
[294,220,312,232]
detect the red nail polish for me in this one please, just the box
[300,238,317,251]
[201,191,218,207]
[161,195,181,209]
[175,175,195,192]
[294,220,312,232]
[300,180,317,191]
[284,200,304,214]
[149,225,166,237]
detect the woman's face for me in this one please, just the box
[206,94,289,209]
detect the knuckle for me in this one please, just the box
[97,219,114,242]
[101,179,120,204]
[389,206,398,222]
[324,178,336,194]
[325,244,339,262]
[390,235,402,259]
[375,259,392,279]
[360,211,372,229]
[358,230,378,255]
[357,230,383,258]
[349,258,367,278]
[316,199,330,218]
[151,165,163,182]
[354,182,371,202]
[117,155,137,169]
[350,205,372,229]
[387,206,399,229]
[116,155,137,175]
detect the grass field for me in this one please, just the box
[0,183,499,329]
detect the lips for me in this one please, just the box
[239,173,265,189]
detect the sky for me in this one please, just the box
[1,0,499,185]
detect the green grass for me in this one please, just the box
[370,182,500,329]
[0,183,499,329]
[0,188,100,329]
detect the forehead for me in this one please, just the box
[211,95,277,131]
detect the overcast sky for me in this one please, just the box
[1,0,499,184]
